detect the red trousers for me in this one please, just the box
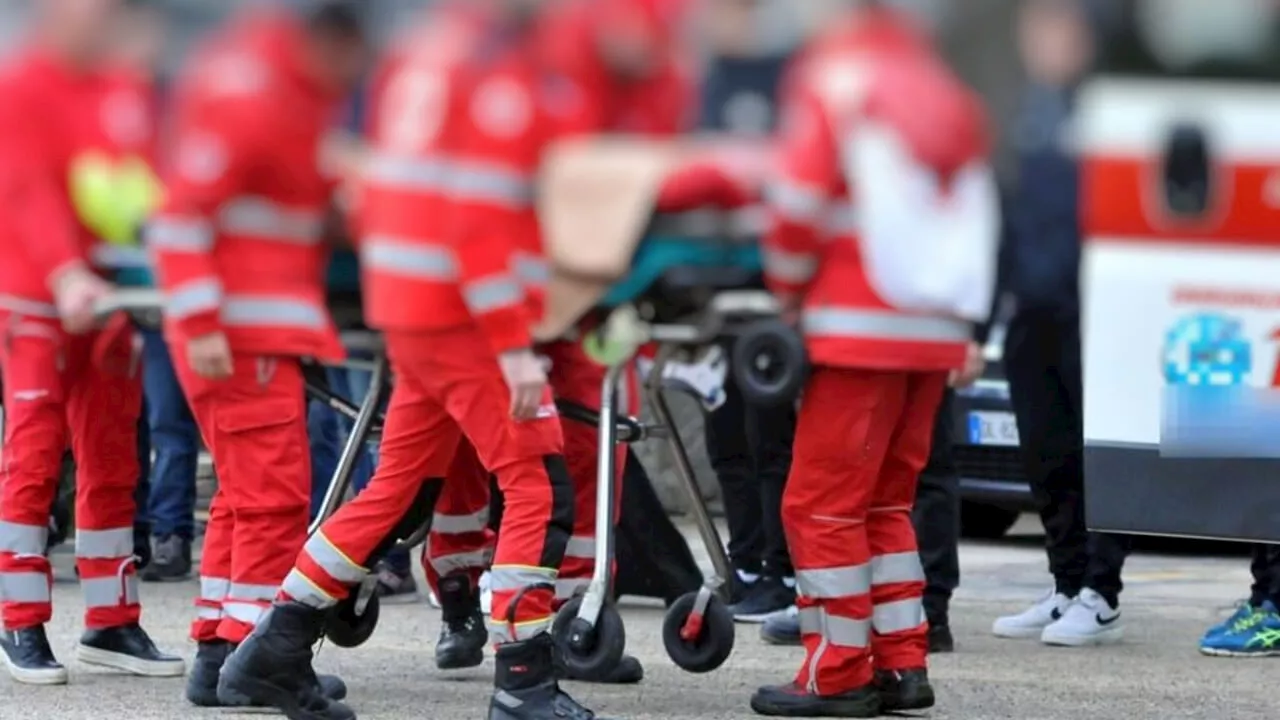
[424,338,633,602]
[281,326,572,644]
[783,367,945,695]
[0,314,143,630]
[174,354,311,644]
[422,441,494,593]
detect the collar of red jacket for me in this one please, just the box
[235,9,344,103]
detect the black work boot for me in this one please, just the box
[750,682,881,717]
[188,639,349,707]
[435,574,488,670]
[77,623,186,677]
[489,633,605,720]
[875,668,936,712]
[1,625,68,685]
[217,602,355,720]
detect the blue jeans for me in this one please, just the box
[140,328,200,541]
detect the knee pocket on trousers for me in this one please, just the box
[213,398,306,492]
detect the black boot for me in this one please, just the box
[489,634,605,720]
[750,682,881,718]
[875,668,935,712]
[435,574,487,670]
[1,625,67,685]
[77,623,186,677]
[187,640,350,707]
[927,624,955,654]
[217,602,355,720]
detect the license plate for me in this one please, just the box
[967,411,1020,447]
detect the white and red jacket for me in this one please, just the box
[149,11,346,362]
[765,8,998,372]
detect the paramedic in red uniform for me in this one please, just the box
[0,0,184,686]
[146,1,368,708]
[424,0,698,684]
[218,2,600,719]
[750,2,995,717]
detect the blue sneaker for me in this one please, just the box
[1202,601,1258,642]
[1200,601,1280,657]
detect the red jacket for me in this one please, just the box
[358,4,544,354]
[765,8,993,372]
[0,49,157,319]
[149,11,347,361]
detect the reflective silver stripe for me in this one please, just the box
[167,278,223,319]
[763,247,818,284]
[870,552,925,586]
[0,294,60,318]
[449,162,533,207]
[148,216,215,252]
[223,601,268,625]
[555,577,589,600]
[488,614,552,643]
[824,204,859,237]
[795,563,871,600]
[281,569,336,610]
[564,536,594,560]
[463,275,522,314]
[230,583,279,602]
[513,252,549,286]
[222,296,327,330]
[75,527,134,559]
[200,576,230,601]
[220,197,324,245]
[303,531,368,585]
[431,508,490,535]
[197,606,222,620]
[429,549,492,577]
[92,245,151,269]
[488,565,556,592]
[802,307,972,343]
[82,575,139,608]
[872,598,926,634]
[798,606,870,648]
[768,179,827,222]
[0,521,47,556]
[361,236,458,280]
[364,153,451,192]
[0,572,50,603]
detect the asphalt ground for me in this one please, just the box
[4,516,1273,720]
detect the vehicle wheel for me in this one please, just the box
[325,592,380,648]
[551,595,626,681]
[662,591,735,673]
[960,502,1021,539]
[731,319,808,407]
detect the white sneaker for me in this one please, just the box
[1041,588,1123,647]
[992,589,1073,639]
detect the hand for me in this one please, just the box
[499,348,549,420]
[949,341,985,389]
[51,264,113,334]
[187,332,233,379]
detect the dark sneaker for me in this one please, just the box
[374,561,419,605]
[140,535,192,582]
[874,668,935,712]
[1,625,68,685]
[565,654,644,685]
[750,682,881,717]
[489,633,607,720]
[77,623,185,677]
[217,601,355,720]
[928,624,954,654]
[436,574,487,670]
[729,576,796,623]
[760,607,802,646]
[188,640,347,707]
[726,573,759,606]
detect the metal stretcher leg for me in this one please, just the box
[574,360,628,625]
[308,354,389,535]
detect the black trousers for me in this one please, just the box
[913,389,960,626]
[1005,310,1130,605]
[705,345,795,579]
[1250,545,1280,607]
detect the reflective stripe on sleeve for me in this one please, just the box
[795,563,871,600]
[872,598,926,634]
[280,569,336,610]
[0,521,47,556]
[222,296,328,330]
[0,295,59,318]
[563,536,594,560]
[488,565,556,592]
[302,531,368,585]
[429,549,493,577]
[763,247,818,284]
[82,575,139,609]
[363,153,450,192]
[512,251,549,286]
[167,278,223,319]
[148,216,215,252]
[0,572,51,603]
[220,197,324,245]
[448,161,533,207]
[431,508,490,535]
[488,614,552,643]
[870,552,926,586]
[799,606,870,648]
[802,308,971,343]
[74,527,134,559]
[361,236,458,280]
[91,245,150,270]
[463,275,523,314]
[767,179,828,222]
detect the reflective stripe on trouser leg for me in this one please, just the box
[192,492,233,642]
[0,522,54,627]
[284,530,371,610]
[487,566,557,643]
[222,582,279,630]
[194,576,230,636]
[794,563,873,694]
[425,445,495,594]
[76,526,142,629]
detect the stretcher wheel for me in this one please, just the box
[325,592,380,648]
[551,595,626,681]
[731,319,808,408]
[662,591,735,673]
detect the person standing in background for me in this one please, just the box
[990,0,1131,648]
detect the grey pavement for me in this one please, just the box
[6,516,1276,720]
